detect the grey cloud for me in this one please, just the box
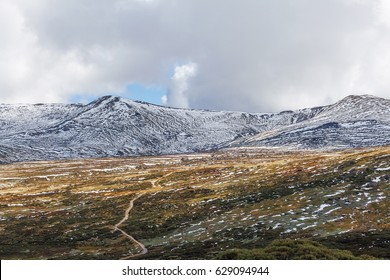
[1,0,390,112]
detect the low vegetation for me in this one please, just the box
[0,146,389,259]
[216,239,377,260]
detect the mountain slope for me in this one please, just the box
[0,94,389,163]
[0,96,317,163]
[236,95,390,149]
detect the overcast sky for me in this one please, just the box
[1,0,390,112]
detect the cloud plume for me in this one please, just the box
[167,62,197,108]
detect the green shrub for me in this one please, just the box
[216,239,376,260]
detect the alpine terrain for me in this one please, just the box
[0,94,389,260]
[0,94,389,163]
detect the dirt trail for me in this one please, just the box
[113,193,144,229]
[110,171,176,259]
[111,192,147,259]
[150,171,175,189]
[115,227,148,260]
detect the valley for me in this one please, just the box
[0,146,389,259]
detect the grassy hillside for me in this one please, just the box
[0,146,389,259]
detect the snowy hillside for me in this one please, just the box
[0,94,389,163]
[237,95,390,149]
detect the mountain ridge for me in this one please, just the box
[236,94,390,149]
[0,94,389,163]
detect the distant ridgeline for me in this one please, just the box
[0,94,390,163]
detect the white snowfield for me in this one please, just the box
[0,94,389,163]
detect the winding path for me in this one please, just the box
[110,171,175,259]
[113,193,144,230]
[111,192,147,259]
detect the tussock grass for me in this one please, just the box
[0,146,389,259]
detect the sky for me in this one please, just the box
[1,0,390,112]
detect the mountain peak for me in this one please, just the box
[330,94,390,110]
[93,95,120,103]
[87,95,130,109]
[338,94,382,103]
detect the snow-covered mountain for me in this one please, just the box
[236,95,390,149]
[0,94,389,163]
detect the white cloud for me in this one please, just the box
[375,0,390,27]
[161,94,167,105]
[1,0,390,112]
[167,62,198,108]
[0,0,123,103]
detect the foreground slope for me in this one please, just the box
[0,94,389,163]
[0,146,388,259]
